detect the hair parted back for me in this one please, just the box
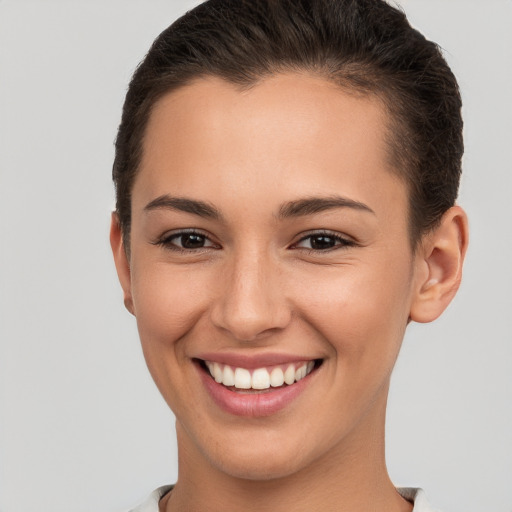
[113,0,463,247]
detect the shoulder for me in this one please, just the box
[127,485,173,512]
[398,488,443,512]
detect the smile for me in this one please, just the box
[196,354,323,416]
[204,360,317,390]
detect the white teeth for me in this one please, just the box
[251,368,270,390]
[295,363,307,381]
[205,360,317,389]
[213,362,223,383]
[284,365,296,385]
[270,367,285,387]
[223,365,235,386]
[234,368,252,389]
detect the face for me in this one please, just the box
[114,73,426,480]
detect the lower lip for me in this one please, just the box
[198,365,316,417]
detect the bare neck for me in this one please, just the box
[162,405,412,512]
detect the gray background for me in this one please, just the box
[1,1,511,511]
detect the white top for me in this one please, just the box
[398,488,442,512]
[128,486,441,511]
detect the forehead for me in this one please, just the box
[135,73,407,221]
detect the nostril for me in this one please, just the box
[209,266,291,341]
[210,300,292,342]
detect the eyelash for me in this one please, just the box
[292,230,356,253]
[155,229,356,254]
[154,229,218,253]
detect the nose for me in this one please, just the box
[210,249,292,342]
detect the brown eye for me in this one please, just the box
[294,231,355,251]
[156,230,218,251]
[309,235,337,250]
[178,233,207,249]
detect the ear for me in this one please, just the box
[110,212,135,315]
[410,206,469,323]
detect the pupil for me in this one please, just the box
[182,234,205,249]
[311,235,335,250]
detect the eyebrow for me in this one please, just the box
[278,196,375,218]
[144,195,222,220]
[143,194,374,221]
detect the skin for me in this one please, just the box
[111,73,468,512]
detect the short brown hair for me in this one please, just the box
[113,0,463,247]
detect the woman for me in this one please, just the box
[110,0,468,510]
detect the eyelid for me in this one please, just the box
[291,229,357,251]
[153,228,220,251]
[152,228,356,253]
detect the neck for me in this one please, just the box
[163,395,412,512]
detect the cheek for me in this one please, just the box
[129,259,215,410]
[131,260,211,353]
[292,258,413,358]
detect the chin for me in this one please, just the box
[194,426,321,482]
[211,450,308,482]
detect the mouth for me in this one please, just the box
[196,358,323,393]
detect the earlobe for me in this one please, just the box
[410,206,469,323]
[109,212,135,315]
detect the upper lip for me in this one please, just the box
[194,352,321,369]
